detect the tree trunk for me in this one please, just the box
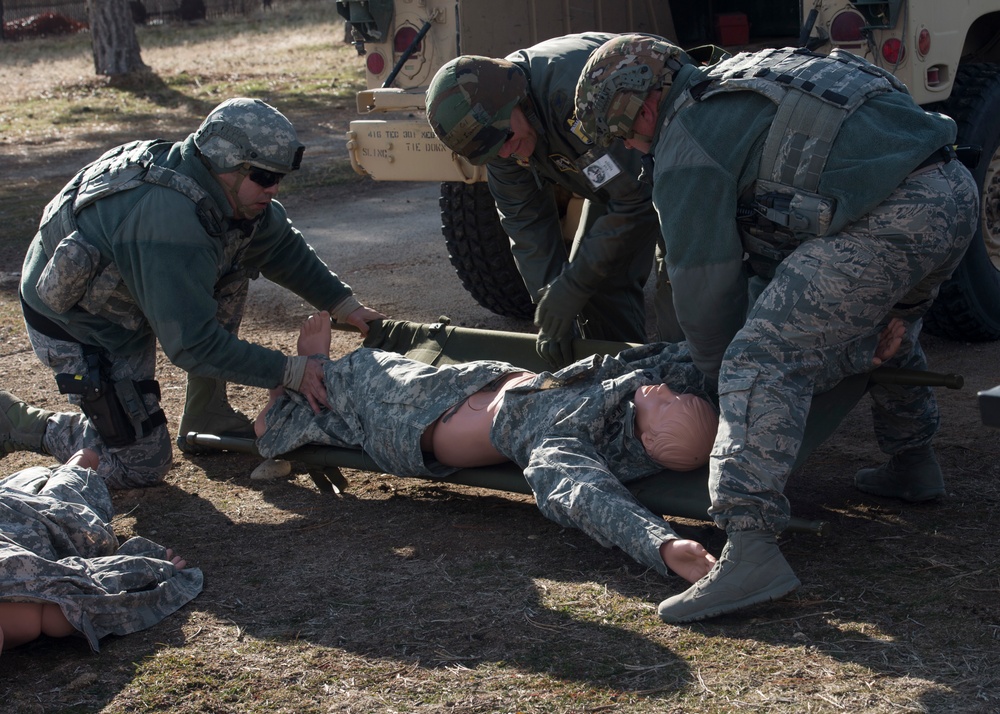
[88,0,148,75]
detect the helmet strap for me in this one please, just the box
[212,164,257,220]
[231,171,257,220]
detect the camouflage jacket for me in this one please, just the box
[0,463,203,652]
[257,342,714,575]
[488,32,660,298]
[20,136,356,389]
[649,59,956,380]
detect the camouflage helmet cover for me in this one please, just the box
[194,98,305,174]
[575,34,688,146]
[426,56,529,166]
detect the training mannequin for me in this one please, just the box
[257,312,721,583]
[258,315,718,471]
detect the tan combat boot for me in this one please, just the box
[658,531,800,624]
[176,376,254,454]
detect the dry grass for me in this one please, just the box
[1,7,1000,713]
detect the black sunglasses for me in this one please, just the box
[247,167,285,188]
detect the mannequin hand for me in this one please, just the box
[661,539,717,584]
[873,317,905,366]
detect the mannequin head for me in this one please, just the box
[634,384,718,471]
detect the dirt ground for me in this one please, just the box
[1,104,1000,713]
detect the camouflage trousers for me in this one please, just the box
[710,159,979,533]
[24,326,172,489]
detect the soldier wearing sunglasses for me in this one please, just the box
[6,98,384,490]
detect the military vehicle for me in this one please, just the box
[337,0,1000,342]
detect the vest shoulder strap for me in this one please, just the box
[40,139,224,255]
[666,48,907,234]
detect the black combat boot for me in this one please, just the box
[855,445,945,502]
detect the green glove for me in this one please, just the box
[534,275,590,368]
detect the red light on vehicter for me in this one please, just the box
[830,10,865,42]
[394,26,421,54]
[918,28,931,56]
[882,38,904,64]
[366,52,386,75]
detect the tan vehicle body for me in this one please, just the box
[804,0,1000,104]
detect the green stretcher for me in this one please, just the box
[185,318,964,536]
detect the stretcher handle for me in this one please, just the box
[869,368,964,389]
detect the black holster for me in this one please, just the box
[56,348,165,448]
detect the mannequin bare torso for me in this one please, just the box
[420,372,536,467]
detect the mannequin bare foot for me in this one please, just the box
[297,311,333,358]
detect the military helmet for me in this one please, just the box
[194,98,305,174]
[574,34,688,146]
[426,56,529,165]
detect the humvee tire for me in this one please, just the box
[923,63,1000,342]
[440,181,535,320]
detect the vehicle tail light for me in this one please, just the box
[366,52,386,75]
[882,37,905,64]
[394,25,421,54]
[830,10,866,42]
[918,28,931,56]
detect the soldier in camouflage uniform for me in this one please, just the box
[426,33,684,369]
[0,449,202,653]
[256,312,721,583]
[574,35,979,622]
[4,98,383,488]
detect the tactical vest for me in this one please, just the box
[664,47,908,239]
[33,139,253,331]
